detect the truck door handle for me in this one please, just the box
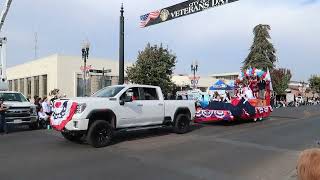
[158,103,164,106]
[137,104,143,107]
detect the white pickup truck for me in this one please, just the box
[51,84,196,148]
[0,91,38,129]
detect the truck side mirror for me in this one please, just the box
[120,92,133,105]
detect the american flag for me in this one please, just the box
[140,10,160,28]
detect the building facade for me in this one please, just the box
[7,54,240,98]
[287,81,319,98]
[172,74,216,91]
[210,72,239,80]
[7,54,130,98]
[172,72,238,91]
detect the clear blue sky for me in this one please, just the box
[1,0,319,81]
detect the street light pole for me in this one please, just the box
[119,4,125,85]
[300,81,305,97]
[82,41,90,97]
[102,67,105,88]
[191,60,199,90]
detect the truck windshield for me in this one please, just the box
[92,86,124,98]
[0,93,28,102]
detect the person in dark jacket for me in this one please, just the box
[34,97,42,112]
[0,98,9,134]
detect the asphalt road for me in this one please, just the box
[1,106,320,180]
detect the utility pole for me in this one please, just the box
[0,0,13,90]
[0,37,7,82]
[119,4,125,85]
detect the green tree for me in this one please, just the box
[271,68,292,95]
[126,43,177,95]
[243,24,277,70]
[309,75,320,93]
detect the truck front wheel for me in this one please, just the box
[173,114,191,134]
[87,120,113,148]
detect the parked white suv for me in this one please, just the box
[51,85,196,148]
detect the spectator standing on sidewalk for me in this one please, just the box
[33,95,39,104]
[34,97,42,112]
[0,98,9,134]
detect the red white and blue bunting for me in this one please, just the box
[50,100,78,131]
[195,106,273,122]
[196,110,234,121]
[255,106,273,114]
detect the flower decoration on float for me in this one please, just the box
[238,67,271,82]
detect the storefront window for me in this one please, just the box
[8,80,12,91]
[19,79,24,93]
[43,75,47,96]
[34,76,39,96]
[27,78,31,97]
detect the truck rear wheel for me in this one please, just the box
[87,120,113,148]
[173,114,190,134]
[61,131,84,143]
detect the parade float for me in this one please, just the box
[194,68,273,123]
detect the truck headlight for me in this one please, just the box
[76,103,86,114]
[30,107,37,116]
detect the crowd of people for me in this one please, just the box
[274,96,320,108]
[0,94,59,135]
[201,91,232,104]
[236,76,270,105]
[33,95,59,129]
[197,77,270,110]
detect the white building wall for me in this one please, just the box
[7,54,131,98]
[172,75,217,89]
[172,74,237,91]
[6,54,58,97]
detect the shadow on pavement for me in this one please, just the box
[196,119,257,127]
[111,124,203,145]
[3,124,42,134]
[51,124,204,147]
[270,115,300,120]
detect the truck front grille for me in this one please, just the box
[6,107,31,118]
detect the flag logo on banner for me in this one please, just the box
[140,10,160,28]
[160,9,170,22]
[140,0,239,28]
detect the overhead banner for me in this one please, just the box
[140,0,239,28]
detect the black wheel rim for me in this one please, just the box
[178,117,188,130]
[95,125,111,145]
